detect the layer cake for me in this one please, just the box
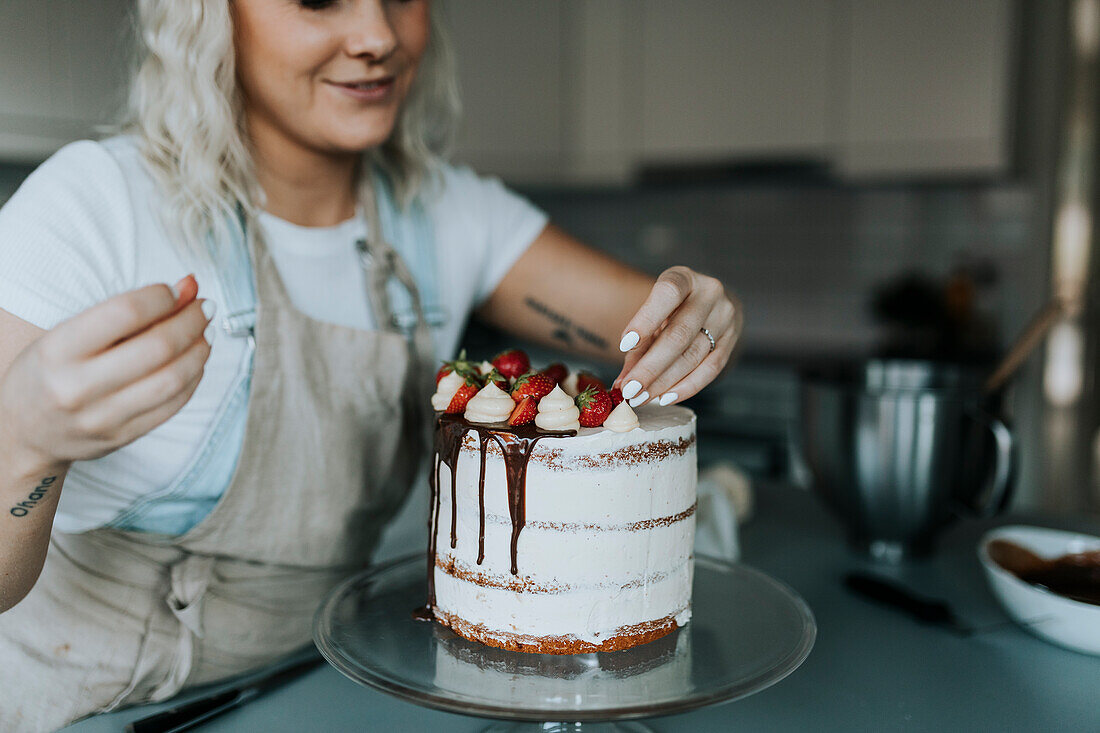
[423,404,697,654]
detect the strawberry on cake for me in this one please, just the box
[418,349,697,655]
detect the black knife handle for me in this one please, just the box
[844,572,955,625]
[125,688,247,733]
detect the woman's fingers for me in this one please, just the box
[75,335,211,439]
[173,275,199,310]
[616,267,694,361]
[78,300,211,403]
[47,283,179,361]
[109,369,206,451]
[617,273,725,406]
[619,301,710,405]
[614,316,669,390]
[657,329,737,404]
[641,308,733,406]
[118,368,206,445]
[614,274,743,406]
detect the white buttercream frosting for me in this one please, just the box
[478,360,495,376]
[534,384,581,431]
[603,400,640,432]
[431,371,465,412]
[560,372,581,397]
[464,382,513,424]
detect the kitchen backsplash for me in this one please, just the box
[518,179,1042,362]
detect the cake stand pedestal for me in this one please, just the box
[313,555,815,732]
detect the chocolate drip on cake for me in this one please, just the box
[417,415,469,620]
[416,413,573,620]
[477,434,488,565]
[498,436,539,575]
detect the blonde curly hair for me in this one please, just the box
[122,0,459,258]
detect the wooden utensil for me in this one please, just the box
[983,298,1067,395]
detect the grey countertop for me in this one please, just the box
[66,482,1099,733]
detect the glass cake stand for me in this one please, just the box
[313,554,816,733]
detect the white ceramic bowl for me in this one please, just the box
[978,525,1100,656]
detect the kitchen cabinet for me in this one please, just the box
[0,0,131,162]
[2,1,1014,178]
[835,0,1014,177]
[636,0,833,166]
[444,0,639,185]
[444,1,570,184]
[447,0,1015,184]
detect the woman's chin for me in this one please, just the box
[320,125,398,155]
[308,134,387,157]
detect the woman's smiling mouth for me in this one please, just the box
[325,76,396,102]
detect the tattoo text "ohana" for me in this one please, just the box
[9,476,57,517]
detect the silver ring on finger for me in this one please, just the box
[700,327,716,354]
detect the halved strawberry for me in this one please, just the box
[575,371,607,393]
[484,368,509,390]
[511,371,556,403]
[540,362,567,385]
[492,349,531,380]
[436,349,477,385]
[608,388,624,406]
[445,377,481,414]
[508,395,538,426]
[576,387,614,427]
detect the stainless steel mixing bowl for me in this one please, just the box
[800,360,1015,562]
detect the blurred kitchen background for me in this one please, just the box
[1,1,1097,517]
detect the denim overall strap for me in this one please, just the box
[107,213,257,534]
[357,172,438,403]
[367,169,446,359]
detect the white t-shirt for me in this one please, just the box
[0,138,547,532]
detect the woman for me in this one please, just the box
[0,0,741,727]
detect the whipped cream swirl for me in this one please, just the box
[535,385,581,431]
[603,401,640,432]
[477,360,495,376]
[431,371,465,412]
[464,382,514,423]
[560,372,581,397]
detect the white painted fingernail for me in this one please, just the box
[622,380,643,400]
[619,331,640,352]
[204,322,217,344]
[659,392,678,406]
[628,391,649,408]
[201,300,217,320]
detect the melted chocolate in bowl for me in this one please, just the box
[987,539,1100,606]
[414,413,575,621]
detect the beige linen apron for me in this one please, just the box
[0,182,436,731]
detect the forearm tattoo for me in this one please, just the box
[524,297,609,350]
[9,476,57,517]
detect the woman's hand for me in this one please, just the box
[0,277,212,474]
[613,266,742,407]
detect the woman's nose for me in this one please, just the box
[344,0,399,61]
